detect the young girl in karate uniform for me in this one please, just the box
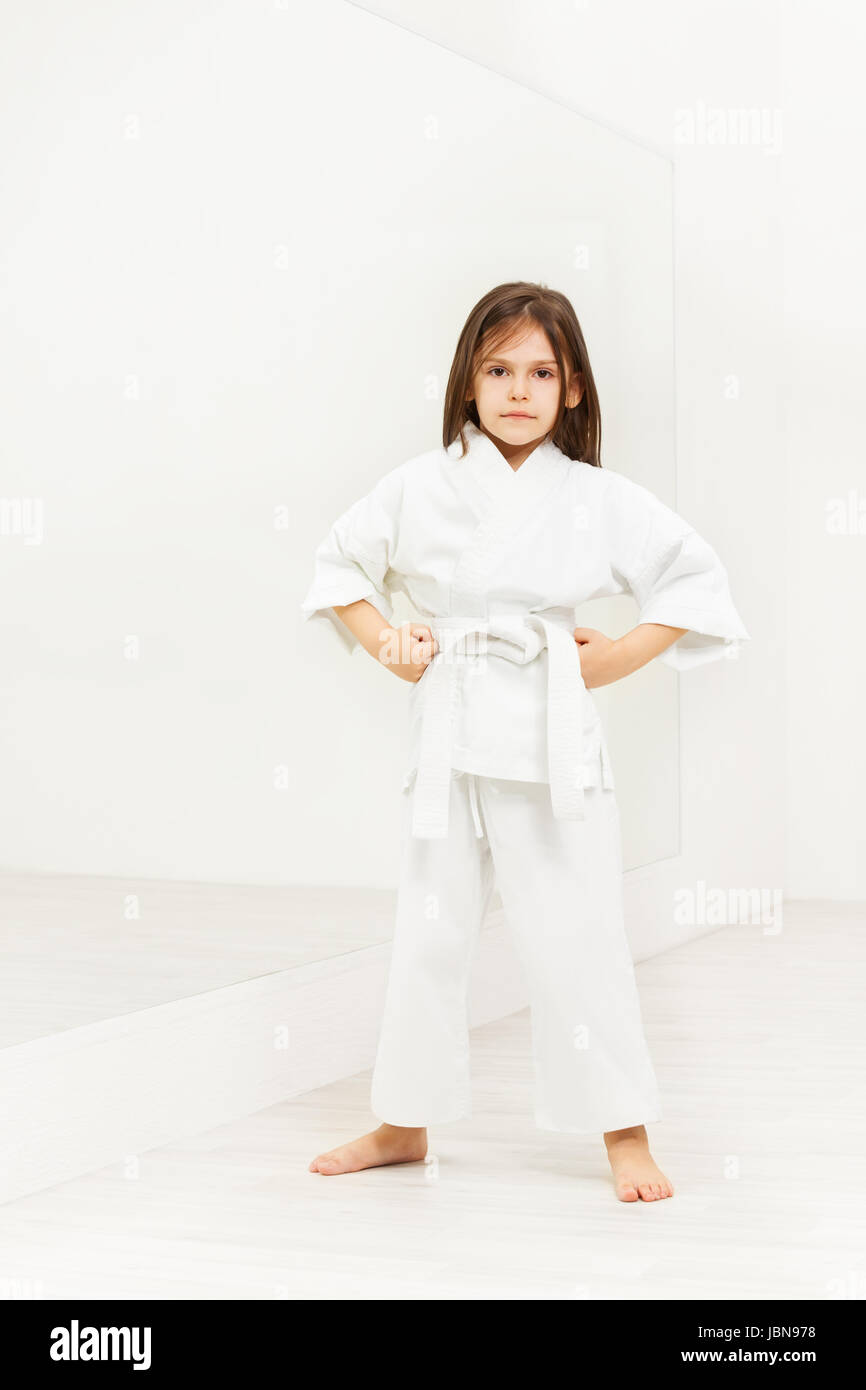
[300,281,749,1203]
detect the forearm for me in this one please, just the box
[613,623,688,678]
[331,599,393,660]
[330,601,437,682]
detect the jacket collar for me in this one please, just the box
[451,418,566,497]
[443,419,572,540]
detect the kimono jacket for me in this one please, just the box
[300,420,750,839]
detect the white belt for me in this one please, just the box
[410,615,589,840]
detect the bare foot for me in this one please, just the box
[603,1125,674,1203]
[309,1123,427,1175]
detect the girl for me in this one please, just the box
[300,282,749,1203]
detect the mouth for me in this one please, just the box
[502,412,534,419]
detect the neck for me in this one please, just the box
[477,423,550,471]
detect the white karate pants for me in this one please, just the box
[370,771,662,1134]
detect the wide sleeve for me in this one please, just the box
[602,470,750,670]
[299,468,403,656]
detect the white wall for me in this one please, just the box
[0,0,681,892]
[6,1,834,938]
[358,0,788,947]
[782,2,866,900]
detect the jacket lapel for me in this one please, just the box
[445,420,571,617]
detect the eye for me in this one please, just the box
[485,366,556,379]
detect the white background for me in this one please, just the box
[363,0,864,909]
[2,0,684,886]
[0,0,857,943]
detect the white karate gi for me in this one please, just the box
[300,420,749,1131]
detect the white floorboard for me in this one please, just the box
[0,901,863,1301]
[0,873,403,1047]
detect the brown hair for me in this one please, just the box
[442,281,602,467]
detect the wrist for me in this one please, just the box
[372,625,397,659]
[610,633,641,679]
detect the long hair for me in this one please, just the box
[442,281,602,467]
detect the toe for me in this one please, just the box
[616,1180,640,1203]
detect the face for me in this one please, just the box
[466,322,583,458]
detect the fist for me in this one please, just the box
[379,623,439,683]
[572,626,618,689]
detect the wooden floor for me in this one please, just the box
[0,901,863,1300]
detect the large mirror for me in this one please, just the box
[0,0,677,1051]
